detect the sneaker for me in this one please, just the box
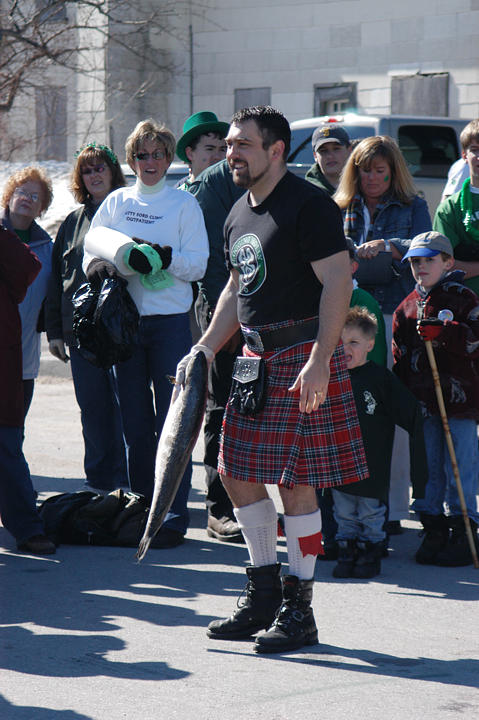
[17,534,56,555]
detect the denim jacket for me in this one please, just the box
[344,194,432,314]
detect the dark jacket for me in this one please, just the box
[344,194,432,314]
[0,227,41,426]
[45,202,97,345]
[305,163,336,196]
[392,270,479,421]
[188,159,244,307]
[340,361,427,502]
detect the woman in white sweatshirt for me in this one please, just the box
[83,119,209,548]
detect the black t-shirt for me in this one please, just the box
[224,171,346,326]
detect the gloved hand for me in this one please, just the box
[172,344,215,402]
[85,258,118,288]
[417,318,444,342]
[127,247,153,274]
[134,239,172,269]
[48,338,69,362]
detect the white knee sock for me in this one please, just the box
[284,509,322,580]
[234,498,278,567]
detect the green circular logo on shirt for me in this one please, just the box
[231,233,266,295]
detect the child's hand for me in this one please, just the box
[417,318,444,341]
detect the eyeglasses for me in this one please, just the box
[134,150,165,161]
[81,164,106,176]
[14,188,40,203]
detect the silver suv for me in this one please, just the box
[288,113,469,212]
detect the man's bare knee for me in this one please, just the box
[221,475,269,508]
[279,485,318,516]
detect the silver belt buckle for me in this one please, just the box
[242,328,264,353]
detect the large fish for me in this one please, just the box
[136,351,208,561]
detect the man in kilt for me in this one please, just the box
[176,106,368,653]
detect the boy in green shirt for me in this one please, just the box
[434,119,479,296]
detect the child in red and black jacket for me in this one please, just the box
[393,230,479,567]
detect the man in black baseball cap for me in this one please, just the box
[306,123,351,196]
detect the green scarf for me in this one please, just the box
[459,178,479,242]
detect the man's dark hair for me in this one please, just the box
[187,130,225,153]
[231,106,291,160]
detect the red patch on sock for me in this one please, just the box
[299,531,323,557]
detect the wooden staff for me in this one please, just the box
[424,339,479,569]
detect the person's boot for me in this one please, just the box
[352,541,382,579]
[207,563,282,640]
[415,513,449,565]
[254,575,318,653]
[332,539,357,578]
[436,517,479,567]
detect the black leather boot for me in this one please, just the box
[332,539,357,578]
[254,575,318,653]
[207,563,282,640]
[352,541,382,579]
[415,513,449,565]
[436,517,479,567]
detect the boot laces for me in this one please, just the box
[236,580,253,609]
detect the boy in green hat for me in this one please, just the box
[176,111,228,188]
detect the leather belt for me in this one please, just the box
[242,318,319,353]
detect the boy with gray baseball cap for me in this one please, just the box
[393,229,479,567]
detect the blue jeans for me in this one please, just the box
[332,489,387,543]
[412,415,479,522]
[70,346,127,490]
[113,313,192,534]
[0,426,44,544]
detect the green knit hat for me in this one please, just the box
[176,111,229,162]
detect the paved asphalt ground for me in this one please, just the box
[1,341,478,720]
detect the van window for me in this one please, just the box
[288,125,375,165]
[397,125,459,179]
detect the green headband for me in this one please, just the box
[75,142,118,165]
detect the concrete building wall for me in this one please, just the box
[0,0,477,162]
[190,0,479,124]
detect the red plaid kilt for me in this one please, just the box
[218,341,368,489]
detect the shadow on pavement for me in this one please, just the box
[206,644,479,691]
[0,694,92,719]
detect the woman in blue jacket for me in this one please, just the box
[0,166,53,420]
[334,135,432,535]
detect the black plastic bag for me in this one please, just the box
[72,276,139,369]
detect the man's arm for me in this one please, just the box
[289,249,352,413]
[197,270,241,355]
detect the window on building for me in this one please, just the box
[391,73,449,117]
[234,87,271,111]
[397,124,459,179]
[36,86,67,161]
[35,0,67,23]
[313,83,357,116]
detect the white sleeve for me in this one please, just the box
[167,196,209,282]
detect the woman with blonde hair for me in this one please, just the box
[334,135,432,536]
[82,119,209,547]
[1,166,53,421]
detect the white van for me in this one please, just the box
[288,114,469,213]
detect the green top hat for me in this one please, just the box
[176,111,229,162]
